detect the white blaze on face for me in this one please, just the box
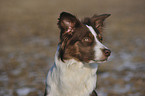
[86,25,108,62]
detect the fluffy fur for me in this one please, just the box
[44,12,111,96]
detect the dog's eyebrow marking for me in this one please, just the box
[86,25,98,42]
[86,25,97,36]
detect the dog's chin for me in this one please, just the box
[91,58,108,64]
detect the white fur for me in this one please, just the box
[46,48,98,96]
[45,25,108,96]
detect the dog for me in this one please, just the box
[44,12,111,96]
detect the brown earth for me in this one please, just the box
[0,0,145,96]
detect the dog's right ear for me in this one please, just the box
[91,14,111,33]
[58,12,80,35]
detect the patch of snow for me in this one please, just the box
[113,84,131,94]
[16,87,34,96]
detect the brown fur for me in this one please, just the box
[44,12,111,96]
[57,12,110,63]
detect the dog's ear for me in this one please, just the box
[58,12,80,34]
[57,12,80,61]
[91,14,111,33]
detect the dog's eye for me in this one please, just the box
[81,37,94,46]
[84,37,89,42]
[83,37,91,42]
[80,33,94,46]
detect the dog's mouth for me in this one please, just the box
[92,58,108,63]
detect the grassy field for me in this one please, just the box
[0,0,145,96]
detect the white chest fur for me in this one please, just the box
[46,53,98,96]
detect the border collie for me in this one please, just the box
[44,12,111,96]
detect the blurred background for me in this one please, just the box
[0,0,145,96]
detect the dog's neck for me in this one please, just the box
[46,49,98,96]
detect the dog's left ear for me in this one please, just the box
[91,14,111,33]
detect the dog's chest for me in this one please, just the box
[61,65,96,88]
[48,62,98,96]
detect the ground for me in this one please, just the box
[0,0,145,96]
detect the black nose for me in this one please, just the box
[103,49,111,57]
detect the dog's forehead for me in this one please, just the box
[86,25,98,37]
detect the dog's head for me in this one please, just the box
[57,12,111,63]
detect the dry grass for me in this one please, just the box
[0,0,145,96]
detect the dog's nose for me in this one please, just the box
[103,49,111,57]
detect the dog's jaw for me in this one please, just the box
[45,50,98,96]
